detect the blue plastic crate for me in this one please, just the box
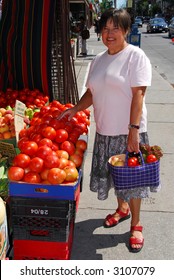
[9,169,82,200]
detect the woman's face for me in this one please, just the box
[101,19,127,54]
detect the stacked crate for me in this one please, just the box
[8,170,81,260]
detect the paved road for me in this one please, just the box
[71,28,174,260]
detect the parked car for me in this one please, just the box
[135,16,144,22]
[168,19,174,38]
[134,18,143,27]
[147,18,168,33]
[143,16,150,23]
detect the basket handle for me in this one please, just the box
[125,151,145,166]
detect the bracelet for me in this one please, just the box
[128,124,140,129]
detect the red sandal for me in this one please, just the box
[129,225,144,253]
[103,208,130,228]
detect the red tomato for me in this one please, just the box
[64,166,79,182]
[47,168,66,184]
[57,158,69,169]
[29,157,44,173]
[36,145,52,159]
[75,111,87,123]
[23,172,41,183]
[68,132,79,144]
[60,141,75,156]
[41,126,56,140]
[19,129,28,139]
[64,123,73,134]
[75,148,84,157]
[17,137,29,149]
[67,160,76,167]
[44,154,60,169]
[40,115,53,125]
[55,129,68,143]
[50,109,61,118]
[8,166,24,181]
[26,126,36,137]
[30,117,42,126]
[50,100,64,110]
[40,105,51,115]
[146,154,157,163]
[69,117,78,126]
[127,157,138,167]
[40,168,50,181]
[51,142,59,151]
[29,133,43,144]
[74,123,87,134]
[20,141,38,157]
[83,109,90,117]
[56,150,69,159]
[43,96,49,103]
[38,138,53,148]
[65,103,74,108]
[76,139,87,151]
[69,153,83,168]
[12,154,31,168]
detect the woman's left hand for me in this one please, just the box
[127,129,140,153]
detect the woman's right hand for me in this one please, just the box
[57,107,77,121]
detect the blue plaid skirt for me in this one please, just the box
[90,132,161,201]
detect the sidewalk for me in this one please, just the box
[71,28,174,260]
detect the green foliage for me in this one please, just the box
[136,0,149,16]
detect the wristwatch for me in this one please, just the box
[128,124,140,129]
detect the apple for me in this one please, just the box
[114,160,125,167]
[111,156,120,165]
[3,131,12,139]
[110,154,126,166]
[0,124,9,133]
[0,108,6,116]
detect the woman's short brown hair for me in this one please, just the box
[99,8,131,34]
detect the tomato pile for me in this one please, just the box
[7,100,90,185]
[0,88,49,108]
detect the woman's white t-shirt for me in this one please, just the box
[86,44,152,136]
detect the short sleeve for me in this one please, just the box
[129,50,152,87]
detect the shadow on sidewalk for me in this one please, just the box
[71,219,130,260]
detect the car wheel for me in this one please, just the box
[168,32,171,38]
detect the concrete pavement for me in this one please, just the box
[71,28,174,260]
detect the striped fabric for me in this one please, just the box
[0,0,55,99]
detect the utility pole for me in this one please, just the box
[114,0,117,8]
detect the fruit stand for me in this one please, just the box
[0,0,88,260]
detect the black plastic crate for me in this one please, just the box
[10,197,76,218]
[10,197,76,242]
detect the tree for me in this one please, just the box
[136,0,149,16]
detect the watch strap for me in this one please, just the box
[128,124,140,129]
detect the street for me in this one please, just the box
[139,24,174,87]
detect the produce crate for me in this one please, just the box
[0,137,17,147]
[9,169,82,200]
[10,197,76,242]
[13,219,74,260]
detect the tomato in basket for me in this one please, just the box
[127,157,139,167]
[146,154,157,163]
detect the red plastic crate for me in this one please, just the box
[13,220,74,260]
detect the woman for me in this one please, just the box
[59,8,154,253]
